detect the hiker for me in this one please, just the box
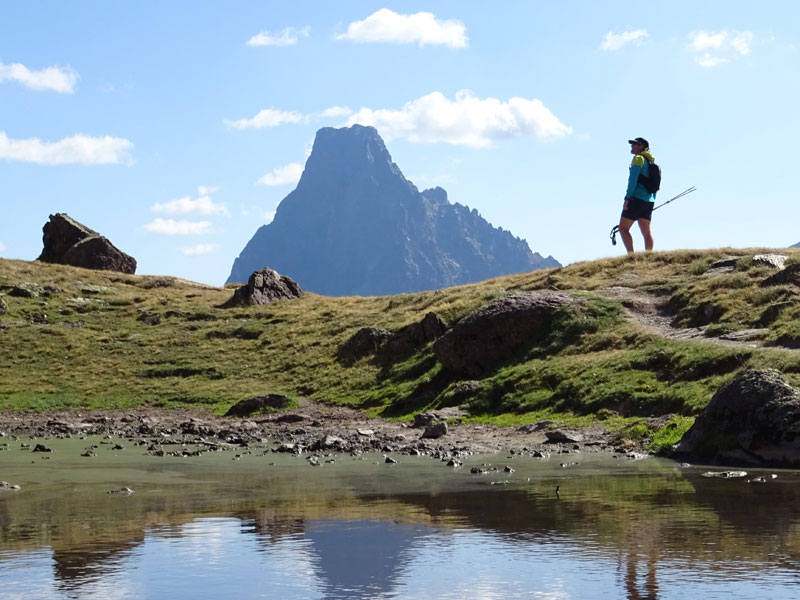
[619,137,656,253]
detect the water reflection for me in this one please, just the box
[3,446,800,599]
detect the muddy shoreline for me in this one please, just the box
[0,399,643,462]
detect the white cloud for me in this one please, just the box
[152,188,230,216]
[319,106,353,118]
[247,26,310,47]
[0,60,78,93]
[600,29,648,51]
[263,210,276,224]
[0,242,6,252]
[0,131,133,165]
[729,32,754,56]
[257,162,303,186]
[689,31,728,52]
[182,243,220,256]
[689,30,755,67]
[336,8,468,48]
[143,218,212,235]
[197,185,219,196]
[696,53,729,68]
[225,106,353,130]
[346,89,572,148]
[224,108,304,130]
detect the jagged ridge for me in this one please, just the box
[227,125,558,295]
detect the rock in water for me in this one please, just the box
[226,125,559,295]
[674,369,800,467]
[37,213,136,274]
[224,267,303,306]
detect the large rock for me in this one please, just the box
[224,394,293,417]
[224,267,303,306]
[337,327,392,364]
[226,125,560,295]
[761,263,800,287]
[378,312,447,360]
[433,292,574,377]
[37,213,136,274]
[337,311,447,365]
[674,369,800,467]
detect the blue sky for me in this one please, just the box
[2,2,798,286]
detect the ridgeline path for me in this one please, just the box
[600,286,789,350]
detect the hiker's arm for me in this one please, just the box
[625,156,644,198]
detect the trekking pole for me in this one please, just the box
[610,186,696,246]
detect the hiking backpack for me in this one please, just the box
[638,158,661,194]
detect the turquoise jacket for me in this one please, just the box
[626,151,656,202]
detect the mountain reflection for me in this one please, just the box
[3,454,800,599]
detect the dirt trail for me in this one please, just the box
[600,286,773,349]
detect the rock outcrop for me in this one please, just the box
[224,267,303,307]
[224,394,293,417]
[37,213,136,274]
[761,263,800,287]
[227,125,559,295]
[674,369,800,467]
[337,312,447,365]
[433,292,574,377]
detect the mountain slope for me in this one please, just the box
[227,125,558,295]
[2,248,799,430]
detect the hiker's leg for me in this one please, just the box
[618,217,635,253]
[638,218,653,251]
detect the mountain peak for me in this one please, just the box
[227,126,559,295]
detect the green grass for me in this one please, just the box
[2,248,800,442]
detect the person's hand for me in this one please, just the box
[623,197,630,210]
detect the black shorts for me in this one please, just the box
[621,197,654,221]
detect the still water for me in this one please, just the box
[2,436,800,599]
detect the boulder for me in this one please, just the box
[421,421,448,439]
[433,292,575,377]
[37,213,136,274]
[224,394,293,417]
[337,327,392,363]
[753,254,787,269]
[761,263,800,287]
[224,267,303,306]
[413,412,437,428]
[546,430,584,444]
[337,312,447,365]
[674,369,800,467]
[378,312,447,360]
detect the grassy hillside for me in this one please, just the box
[2,248,800,448]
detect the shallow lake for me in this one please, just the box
[2,436,800,599]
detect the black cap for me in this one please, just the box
[628,137,649,148]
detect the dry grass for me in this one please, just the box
[2,247,799,425]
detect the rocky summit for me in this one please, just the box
[226,125,559,295]
[37,213,136,274]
